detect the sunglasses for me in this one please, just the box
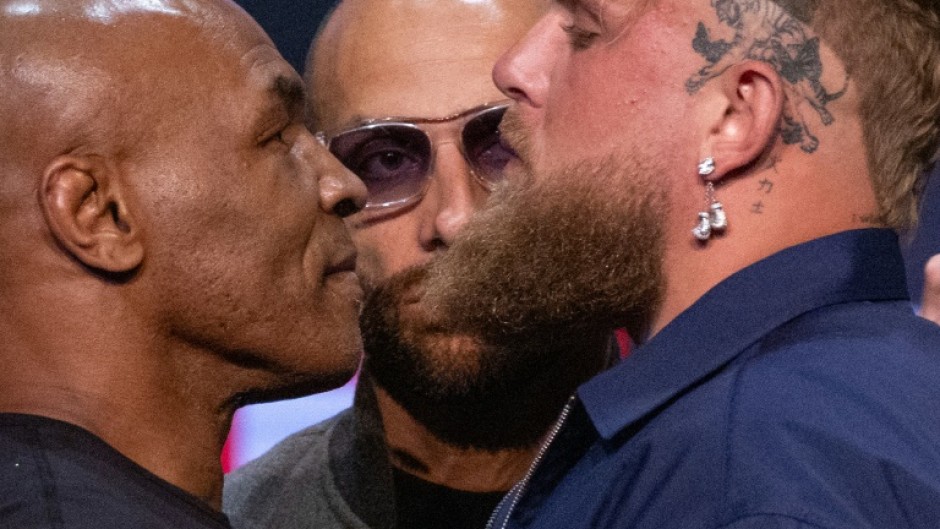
[317,102,514,210]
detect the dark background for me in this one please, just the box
[234,0,338,73]
[235,0,940,307]
[906,164,940,306]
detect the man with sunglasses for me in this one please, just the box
[224,0,615,528]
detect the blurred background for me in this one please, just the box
[225,0,940,472]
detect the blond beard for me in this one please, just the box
[422,121,669,342]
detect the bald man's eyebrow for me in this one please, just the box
[271,75,305,116]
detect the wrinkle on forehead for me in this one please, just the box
[1,0,209,22]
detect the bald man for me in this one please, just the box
[0,1,365,527]
[222,1,614,528]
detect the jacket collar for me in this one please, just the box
[578,229,910,440]
[328,375,397,529]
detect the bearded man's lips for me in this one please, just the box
[393,268,447,334]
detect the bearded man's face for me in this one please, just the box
[360,111,669,447]
[421,111,669,343]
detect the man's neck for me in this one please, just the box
[374,385,537,492]
[0,319,237,509]
[649,143,879,339]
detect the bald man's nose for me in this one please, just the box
[421,144,486,247]
[306,136,367,217]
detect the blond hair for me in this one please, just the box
[779,0,940,228]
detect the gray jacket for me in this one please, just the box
[223,380,396,529]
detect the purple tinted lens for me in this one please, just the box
[462,106,514,184]
[328,124,431,207]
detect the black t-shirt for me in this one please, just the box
[0,413,232,529]
[392,467,506,529]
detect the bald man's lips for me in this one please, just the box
[325,250,357,276]
[324,250,363,301]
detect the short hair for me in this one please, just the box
[778,0,940,229]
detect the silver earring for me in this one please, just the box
[698,157,716,176]
[691,158,728,242]
[706,183,727,231]
[693,211,712,241]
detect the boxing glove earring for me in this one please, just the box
[691,158,728,242]
[693,211,712,241]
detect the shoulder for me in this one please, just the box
[718,301,940,526]
[730,300,940,448]
[736,300,940,406]
[222,410,376,529]
[764,299,940,351]
[224,411,343,510]
[1,416,231,529]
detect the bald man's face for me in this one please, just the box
[310,0,546,290]
[134,6,367,396]
[306,1,567,440]
[0,2,367,397]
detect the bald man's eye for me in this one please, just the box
[354,147,423,182]
[260,126,291,148]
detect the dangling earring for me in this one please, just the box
[706,183,727,232]
[691,157,728,242]
[693,211,712,241]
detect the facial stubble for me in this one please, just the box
[362,117,668,448]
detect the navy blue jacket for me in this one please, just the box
[490,229,940,529]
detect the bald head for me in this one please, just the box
[307,0,547,131]
[1,0,368,402]
[0,0,268,298]
[0,0,261,171]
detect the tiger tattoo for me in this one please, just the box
[685,0,847,153]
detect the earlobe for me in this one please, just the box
[41,156,144,274]
[701,60,784,180]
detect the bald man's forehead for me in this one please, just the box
[318,0,546,53]
[0,0,270,55]
[0,0,284,161]
[310,0,545,127]
[0,0,209,20]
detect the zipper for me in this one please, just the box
[486,395,578,529]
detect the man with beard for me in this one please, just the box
[0,1,366,527]
[407,0,940,528]
[223,1,613,528]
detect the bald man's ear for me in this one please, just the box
[40,156,144,274]
[699,60,784,180]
